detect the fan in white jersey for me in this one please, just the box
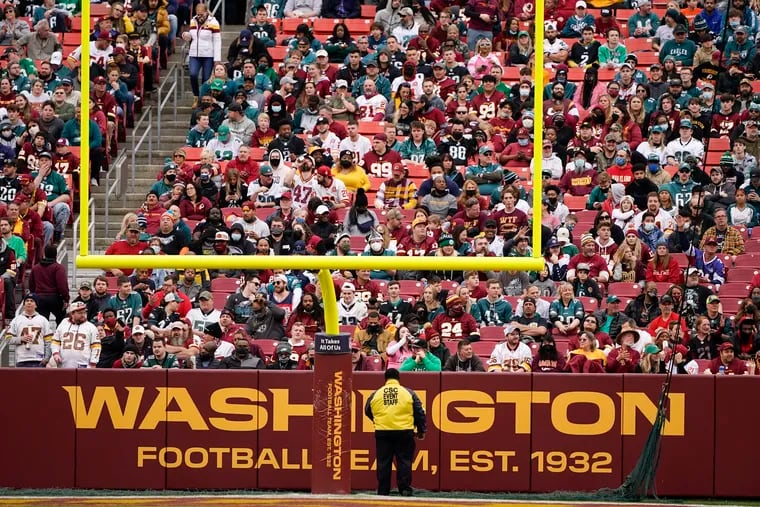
[186,293,222,337]
[337,282,368,325]
[338,121,372,164]
[205,125,243,161]
[5,294,53,367]
[51,301,101,368]
[291,156,321,209]
[268,148,295,187]
[355,80,388,121]
[247,164,287,207]
[67,39,112,74]
[665,120,704,165]
[315,165,350,208]
[487,325,533,372]
[312,117,341,159]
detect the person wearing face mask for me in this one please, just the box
[355,311,394,356]
[217,336,265,369]
[560,148,598,197]
[150,161,179,201]
[624,282,662,328]
[543,82,580,128]
[227,222,256,255]
[430,295,480,342]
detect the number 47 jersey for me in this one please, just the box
[51,319,101,368]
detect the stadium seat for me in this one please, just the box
[563,195,587,211]
[360,4,377,17]
[439,280,459,292]
[397,280,423,298]
[578,296,599,313]
[349,236,367,252]
[726,267,758,282]
[344,18,371,34]
[313,18,339,35]
[709,137,730,152]
[607,282,640,298]
[339,325,355,335]
[734,254,758,267]
[479,326,505,341]
[211,277,240,292]
[471,341,495,357]
[281,18,310,35]
[721,298,741,315]
[269,46,288,62]
[717,282,750,297]
[444,341,458,355]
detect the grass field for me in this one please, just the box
[0,492,756,507]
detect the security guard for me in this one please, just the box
[364,368,426,496]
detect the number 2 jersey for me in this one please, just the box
[51,318,101,368]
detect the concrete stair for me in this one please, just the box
[69,25,247,282]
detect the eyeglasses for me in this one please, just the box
[351,348,360,353]
[579,338,589,342]
[274,281,285,285]
[456,110,468,114]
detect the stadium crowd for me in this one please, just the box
[6,0,760,376]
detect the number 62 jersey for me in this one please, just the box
[51,319,101,368]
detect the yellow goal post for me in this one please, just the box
[76,1,547,334]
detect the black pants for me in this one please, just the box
[375,429,415,495]
[37,294,65,326]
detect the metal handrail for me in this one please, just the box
[71,196,95,284]
[104,151,127,236]
[130,106,153,193]
[209,0,226,29]
[156,64,179,140]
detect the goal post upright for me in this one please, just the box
[76,3,547,328]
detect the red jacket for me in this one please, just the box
[646,257,682,284]
[606,346,641,373]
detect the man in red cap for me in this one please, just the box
[707,341,748,375]
[314,165,349,209]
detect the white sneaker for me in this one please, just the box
[90,178,98,187]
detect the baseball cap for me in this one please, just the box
[679,119,692,129]
[373,133,387,142]
[607,295,621,304]
[516,128,529,138]
[315,116,329,125]
[719,341,735,351]
[79,281,92,290]
[228,103,242,113]
[399,6,413,16]
[576,0,586,7]
[600,7,612,15]
[576,263,591,272]
[673,24,687,34]
[341,282,355,292]
[411,217,427,228]
[259,164,273,176]
[556,227,570,244]
[280,76,296,86]
[660,295,674,304]
[703,236,718,245]
[198,290,213,301]
[707,295,721,304]
[217,125,230,141]
[37,151,52,159]
[479,145,494,155]
[214,231,230,242]
[69,301,87,313]
[210,78,225,91]
[93,76,107,85]
[316,49,328,58]
[131,325,146,335]
[335,79,348,88]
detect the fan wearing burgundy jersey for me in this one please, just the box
[431,295,480,342]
